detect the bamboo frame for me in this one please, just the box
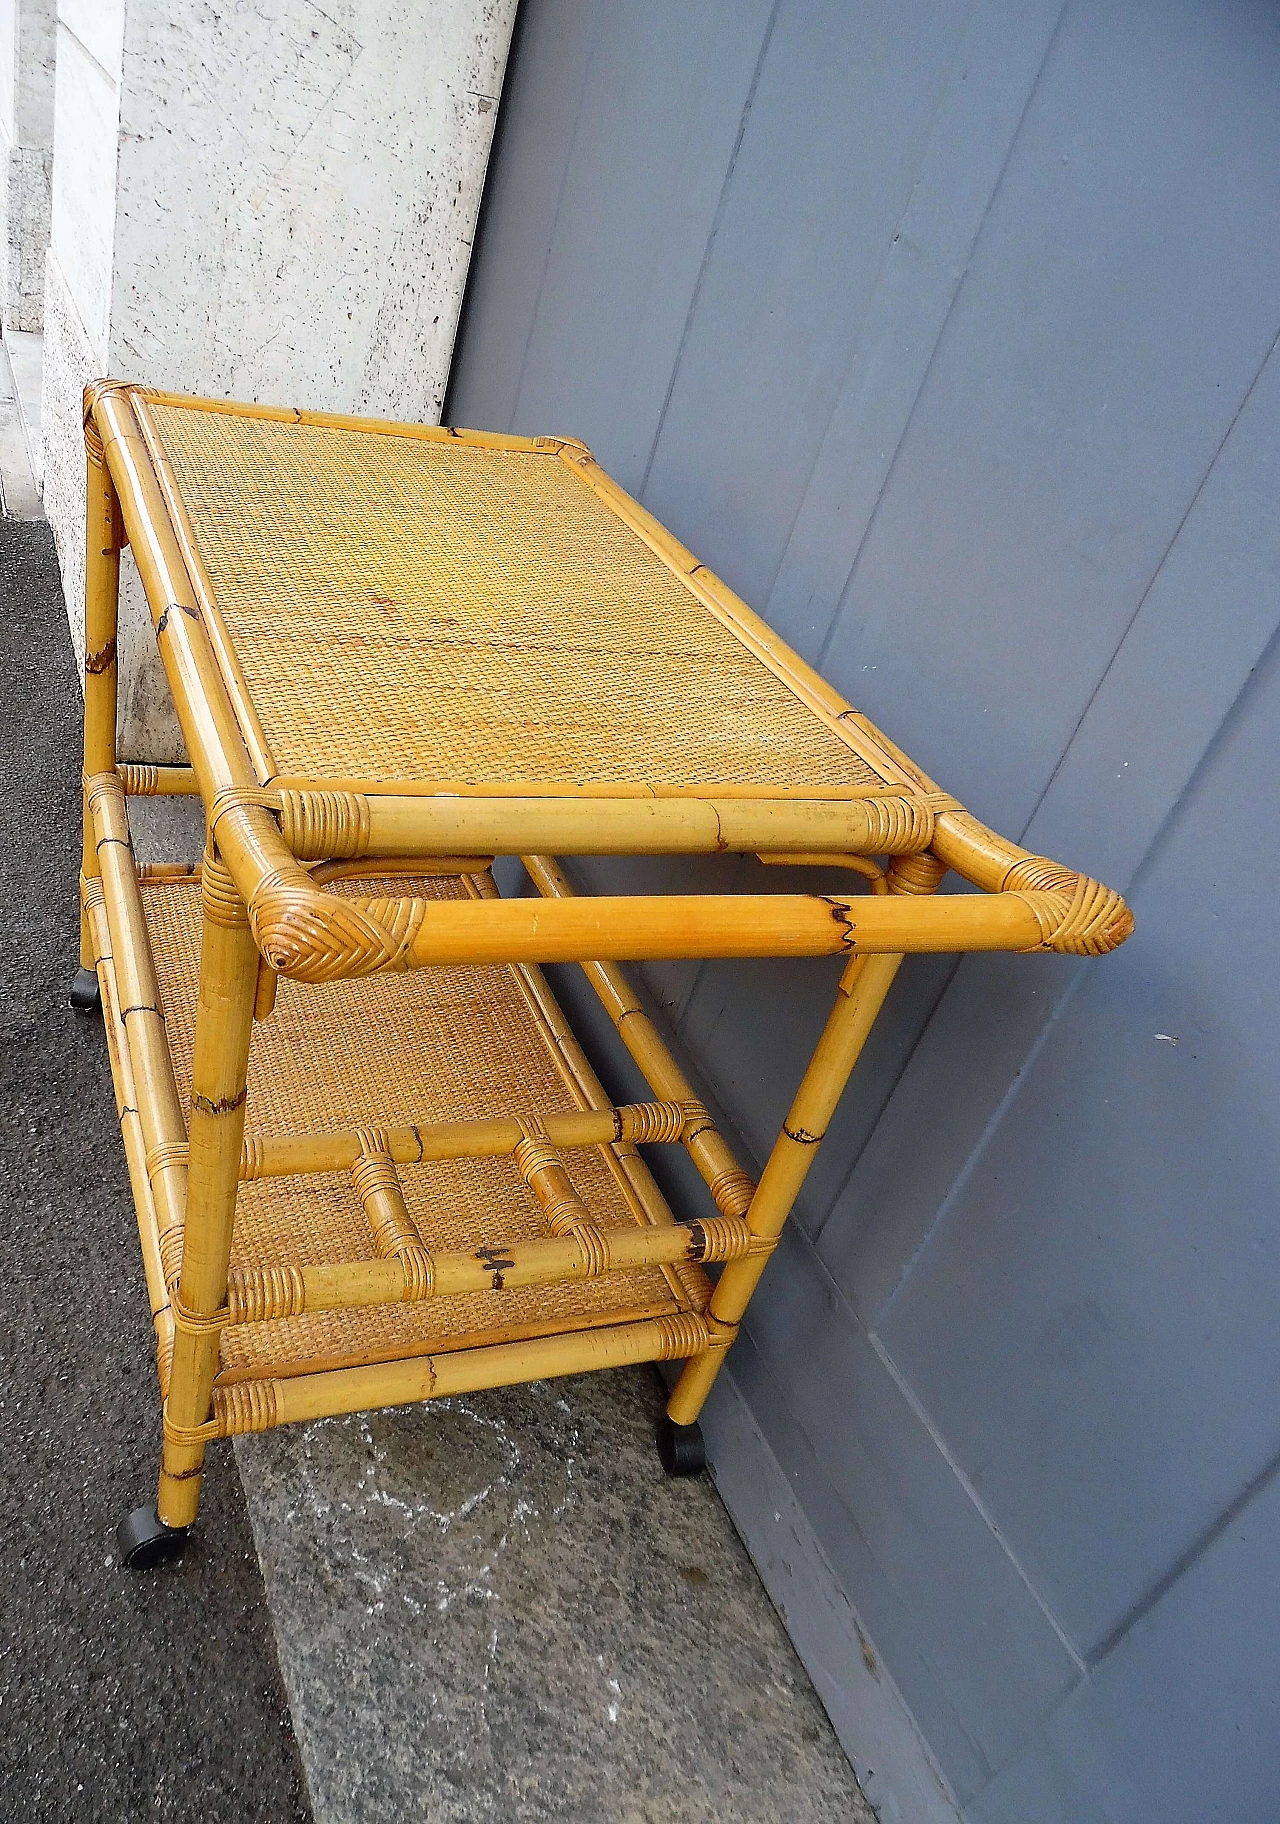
[74,380,1134,1537]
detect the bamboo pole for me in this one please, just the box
[142,384,576,455]
[80,418,121,968]
[132,397,276,781]
[118,763,200,796]
[158,858,259,1529]
[271,775,922,803]
[225,1208,753,1324]
[84,886,176,1388]
[217,1313,711,1436]
[665,948,906,1426]
[88,774,191,1296]
[275,790,938,860]
[232,1101,695,1180]
[377,887,1046,967]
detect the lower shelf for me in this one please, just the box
[102,868,710,1396]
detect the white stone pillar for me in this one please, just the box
[0,0,54,331]
[43,0,516,759]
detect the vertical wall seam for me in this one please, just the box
[636,0,782,500]
[645,0,782,1036]
[866,1330,1089,1677]
[809,955,964,1250]
[872,960,1085,1334]
[758,0,983,609]
[813,3,1068,673]
[1087,1431,1280,1667]
[507,5,598,432]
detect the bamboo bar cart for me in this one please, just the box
[71,380,1134,1568]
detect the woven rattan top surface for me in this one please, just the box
[143,872,704,1382]
[147,399,894,793]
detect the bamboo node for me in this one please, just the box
[226,1264,306,1325]
[655,1313,711,1360]
[191,1084,247,1117]
[619,1100,686,1145]
[886,851,948,896]
[703,1314,740,1348]
[154,601,201,636]
[279,788,372,859]
[201,850,250,928]
[214,1379,280,1438]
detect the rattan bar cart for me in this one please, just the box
[72,381,1134,1568]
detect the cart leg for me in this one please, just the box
[73,416,121,1015]
[151,859,258,1539]
[663,951,905,1446]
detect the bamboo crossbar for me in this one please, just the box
[216,1209,760,1327]
[119,763,200,796]
[225,1101,702,1179]
[203,1313,717,1441]
[270,789,945,859]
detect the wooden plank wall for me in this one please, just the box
[447,3,1280,1815]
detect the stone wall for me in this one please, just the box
[42,0,516,757]
[0,0,55,331]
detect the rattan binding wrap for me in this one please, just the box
[142,872,706,1384]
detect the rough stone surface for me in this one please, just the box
[0,0,55,331]
[3,142,51,328]
[238,1366,873,1824]
[0,517,311,1823]
[114,0,516,421]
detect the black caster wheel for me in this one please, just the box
[69,967,101,1014]
[657,1414,706,1477]
[117,1502,189,1570]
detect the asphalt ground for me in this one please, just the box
[0,519,311,1821]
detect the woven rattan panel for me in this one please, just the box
[142,875,695,1382]
[148,403,884,791]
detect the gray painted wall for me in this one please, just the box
[446,3,1280,1817]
